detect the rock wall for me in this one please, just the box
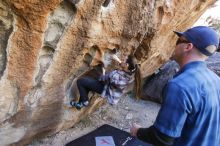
[0,0,217,145]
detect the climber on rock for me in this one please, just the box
[71,54,142,110]
[69,48,122,110]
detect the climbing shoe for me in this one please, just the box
[71,101,89,110]
[70,100,77,107]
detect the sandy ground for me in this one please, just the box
[29,93,161,146]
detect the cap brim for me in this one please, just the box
[173,31,184,37]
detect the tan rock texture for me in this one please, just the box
[0,0,217,145]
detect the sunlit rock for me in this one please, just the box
[0,0,217,145]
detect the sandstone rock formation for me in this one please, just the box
[0,0,217,145]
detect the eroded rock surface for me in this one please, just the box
[0,0,217,145]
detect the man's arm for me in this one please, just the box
[131,123,174,146]
[137,126,174,146]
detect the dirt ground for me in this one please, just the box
[29,93,161,146]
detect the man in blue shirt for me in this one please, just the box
[130,26,220,146]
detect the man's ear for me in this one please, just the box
[185,43,194,52]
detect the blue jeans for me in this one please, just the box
[77,77,104,102]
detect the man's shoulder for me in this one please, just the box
[169,73,191,85]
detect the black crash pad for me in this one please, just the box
[66,124,152,146]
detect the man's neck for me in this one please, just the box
[179,56,206,69]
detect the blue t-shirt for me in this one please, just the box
[154,61,220,146]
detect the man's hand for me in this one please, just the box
[130,123,142,137]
